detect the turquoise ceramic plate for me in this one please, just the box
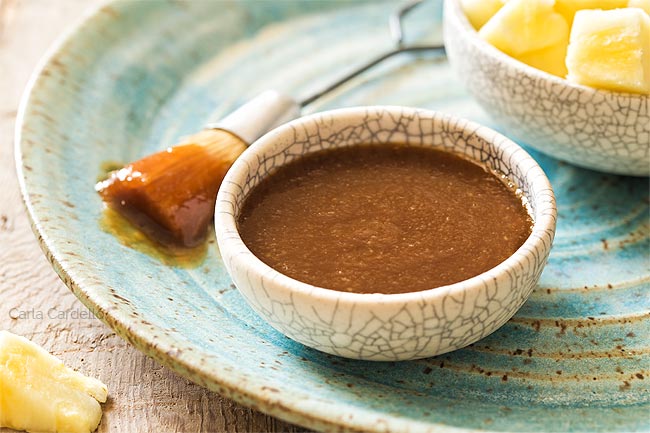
[16,1,649,432]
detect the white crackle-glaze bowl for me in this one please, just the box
[215,106,556,361]
[443,0,650,176]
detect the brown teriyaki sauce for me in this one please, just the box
[237,144,533,294]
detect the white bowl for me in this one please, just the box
[443,0,650,176]
[215,106,556,361]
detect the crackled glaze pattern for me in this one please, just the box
[216,107,556,361]
[443,0,650,176]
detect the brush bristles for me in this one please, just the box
[98,129,248,247]
[180,129,246,154]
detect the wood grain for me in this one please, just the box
[0,1,307,431]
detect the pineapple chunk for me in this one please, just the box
[461,0,506,30]
[628,0,650,14]
[566,8,650,94]
[0,331,108,433]
[555,0,628,25]
[519,37,570,77]
[479,0,570,57]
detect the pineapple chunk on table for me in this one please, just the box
[0,331,108,433]
[628,0,650,14]
[566,8,650,94]
[461,0,506,30]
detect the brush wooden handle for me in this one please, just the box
[206,90,300,145]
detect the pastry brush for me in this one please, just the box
[96,0,445,248]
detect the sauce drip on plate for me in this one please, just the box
[99,207,207,268]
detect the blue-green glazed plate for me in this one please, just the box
[16,1,649,432]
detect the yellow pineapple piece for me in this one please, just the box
[554,0,628,25]
[461,0,507,30]
[519,37,570,77]
[0,331,108,433]
[566,8,650,93]
[479,0,570,57]
[628,0,650,14]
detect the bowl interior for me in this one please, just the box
[216,106,556,303]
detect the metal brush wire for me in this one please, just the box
[212,0,446,143]
[299,0,446,107]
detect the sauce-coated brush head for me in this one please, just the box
[96,129,247,248]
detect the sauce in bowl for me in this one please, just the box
[238,145,533,294]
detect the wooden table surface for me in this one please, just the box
[0,1,307,431]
